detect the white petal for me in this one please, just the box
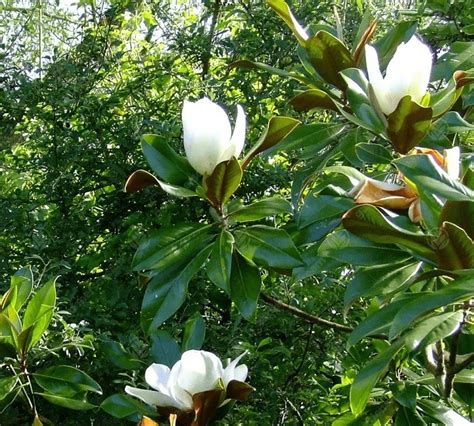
[227,104,246,160]
[177,350,224,395]
[385,36,432,110]
[167,361,194,411]
[125,386,179,409]
[182,98,232,175]
[223,352,248,387]
[145,363,171,394]
[443,146,460,180]
[365,45,392,115]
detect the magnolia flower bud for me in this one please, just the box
[365,35,432,115]
[182,97,246,176]
[125,350,249,413]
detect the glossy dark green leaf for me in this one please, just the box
[386,96,433,154]
[141,244,212,333]
[230,253,261,320]
[34,365,102,397]
[348,295,417,346]
[340,68,385,134]
[319,229,411,266]
[0,376,17,402]
[417,399,471,425]
[292,245,341,281]
[290,89,338,112]
[100,394,153,419]
[22,280,57,350]
[373,21,417,70]
[241,116,300,169]
[228,197,292,222]
[150,330,181,367]
[440,200,474,240]
[124,170,197,198]
[389,274,474,339]
[298,194,354,228]
[395,155,474,202]
[342,205,436,263]
[404,311,463,353]
[37,392,96,410]
[101,340,142,370]
[350,341,404,416]
[204,157,242,208]
[132,224,214,272]
[394,406,426,426]
[182,312,205,351]
[268,122,345,160]
[344,262,421,310]
[391,382,417,411]
[355,143,392,164]
[141,134,195,185]
[267,0,308,45]
[10,266,33,311]
[235,225,303,269]
[306,31,355,89]
[430,73,467,118]
[207,230,233,293]
[435,222,474,270]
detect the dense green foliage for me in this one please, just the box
[0,0,473,425]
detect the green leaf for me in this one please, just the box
[417,399,471,425]
[241,116,300,169]
[124,169,197,197]
[10,266,33,311]
[206,230,233,293]
[306,31,355,89]
[141,134,195,185]
[342,205,437,263]
[150,330,181,367]
[373,22,417,70]
[340,68,385,134]
[386,96,433,154]
[432,41,474,81]
[141,244,212,333]
[319,229,412,266]
[348,295,416,346]
[430,73,467,118]
[289,89,338,112]
[22,280,57,350]
[37,392,96,410]
[350,341,404,416]
[182,312,205,351]
[34,365,102,397]
[235,225,303,269]
[394,406,426,426]
[395,154,474,202]
[389,274,474,339]
[228,197,292,222]
[204,157,242,208]
[132,224,214,272]
[101,340,142,370]
[440,200,474,239]
[0,376,17,402]
[344,262,421,311]
[229,60,307,84]
[404,311,464,353]
[267,0,308,45]
[436,222,474,270]
[266,122,346,159]
[100,394,152,419]
[292,245,342,281]
[298,194,354,228]
[230,253,261,320]
[355,143,392,164]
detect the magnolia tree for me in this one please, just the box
[101,0,473,424]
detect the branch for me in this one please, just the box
[260,292,375,336]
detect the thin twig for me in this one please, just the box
[260,291,385,339]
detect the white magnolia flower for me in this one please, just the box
[125,350,248,412]
[182,97,246,176]
[365,35,432,115]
